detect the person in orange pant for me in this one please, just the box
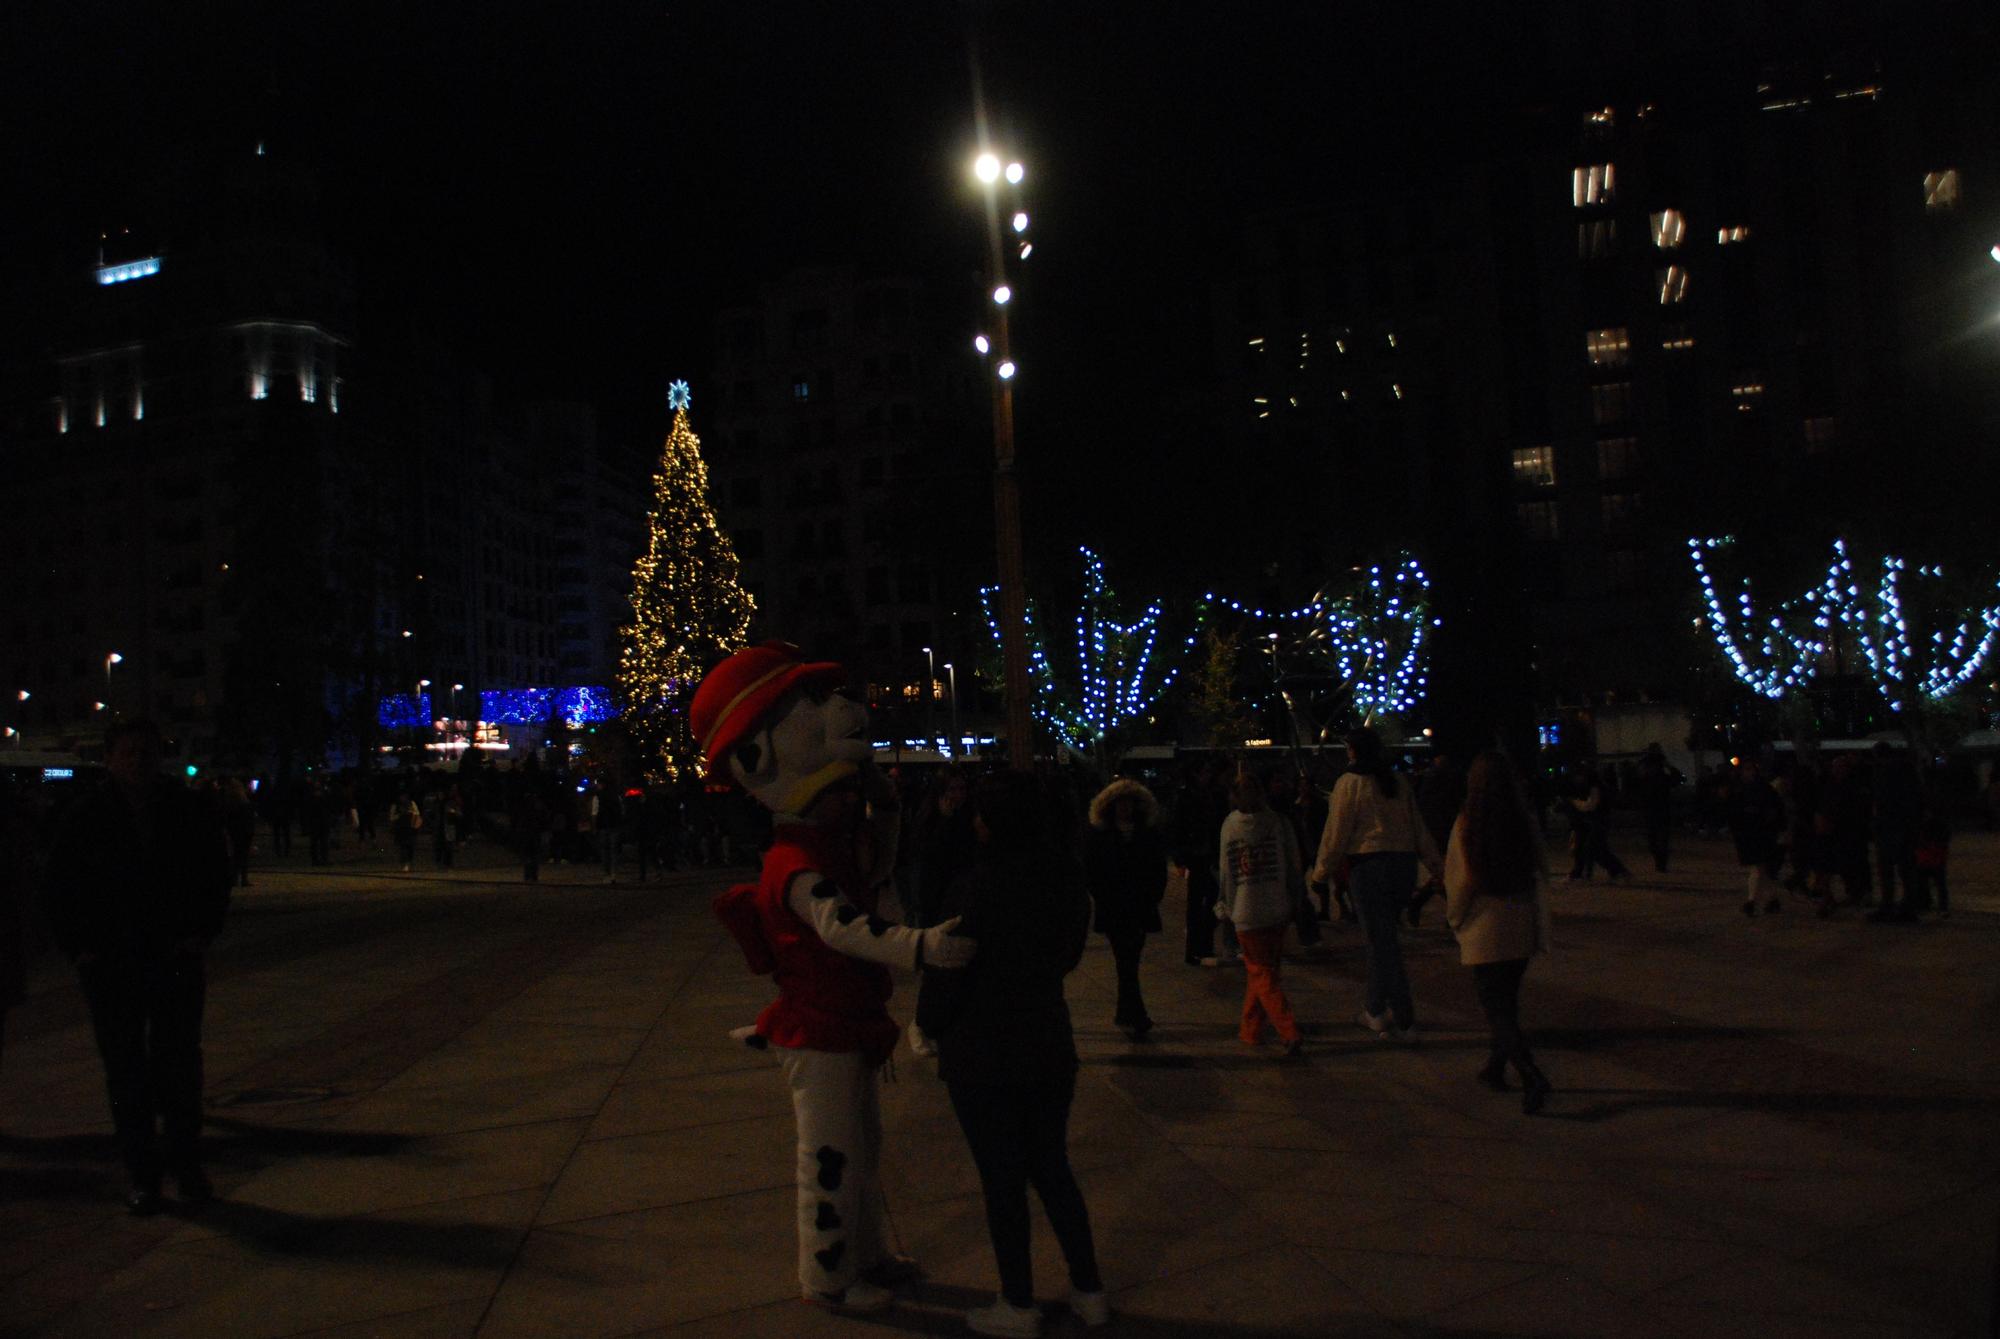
[1217,766,1305,1057]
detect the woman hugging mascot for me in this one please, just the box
[691,641,976,1316]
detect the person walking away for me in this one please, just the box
[595,782,624,884]
[1565,763,1629,882]
[1084,778,1168,1039]
[1217,768,1306,1057]
[220,778,255,888]
[44,720,232,1213]
[1169,765,1229,965]
[513,786,547,883]
[1290,772,1339,921]
[1310,727,1442,1042]
[917,773,1109,1336]
[1725,757,1785,916]
[427,786,454,870]
[390,790,420,872]
[916,770,978,930]
[1633,743,1679,873]
[304,779,332,866]
[1913,794,1952,919]
[1444,752,1555,1114]
[1868,745,1921,923]
[1408,751,1465,926]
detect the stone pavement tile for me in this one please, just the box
[1408,1267,1645,1338]
[535,1113,795,1225]
[1604,1164,1963,1256]
[187,1117,587,1223]
[1176,1144,1440,1208]
[478,1187,800,1337]
[1400,1134,1608,1184]
[1621,1303,1948,1339]
[480,987,675,1033]
[1321,1201,1549,1260]
[639,1297,907,1338]
[1422,1170,1719,1242]
[381,1020,651,1091]
[30,1188,537,1339]
[586,1065,793,1142]
[1795,1180,1998,1337]
[1103,1242,1390,1335]
[283,1298,487,1339]
[1488,1226,1735,1299]
[1301,1245,1548,1322]
[1145,1111,1354,1153]
[311,1063,627,1138]
[0,1230,173,1323]
[1637,1255,1946,1331]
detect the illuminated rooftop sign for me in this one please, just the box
[96,257,162,286]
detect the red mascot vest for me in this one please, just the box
[752,822,900,1065]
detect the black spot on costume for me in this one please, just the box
[815,1201,843,1230]
[816,1145,847,1191]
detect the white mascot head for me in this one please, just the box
[692,641,872,819]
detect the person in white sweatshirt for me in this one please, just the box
[1217,767,1305,1057]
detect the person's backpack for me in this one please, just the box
[713,882,775,975]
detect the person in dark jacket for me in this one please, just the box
[1725,757,1785,917]
[1868,744,1922,923]
[917,773,1108,1335]
[1083,778,1167,1038]
[1633,744,1681,873]
[44,720,232,1214]
[1169,764,1230,964]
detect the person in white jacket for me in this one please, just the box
[1310,727,1442,1041]
[1217,768,1305,1057]
[1444,752,1555,1114]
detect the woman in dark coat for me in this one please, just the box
[917,773,1109,1335]
[1083,778,1167,1038]
[1726,757,1785,917]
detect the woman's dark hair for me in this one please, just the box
[972,771,1053,854]
[1460,751,1542,900]
[1344,726,1397,799]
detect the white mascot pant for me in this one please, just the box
[780,1047,886,1295]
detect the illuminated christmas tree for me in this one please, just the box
[618,381,755,779]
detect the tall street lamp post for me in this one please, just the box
[14,690,28,749]
[944,662,960,758]
[970,147,1034,770]
[451,683,464,748]
[922,646,937,752]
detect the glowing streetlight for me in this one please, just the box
[93,701,106,712]
[992,284,1012,305]
[1011,211,1029,233]
[974,153,1001,184]
[974,334,990,355]
[944,662,960,757]
[997,361,1017,380]
[922,646,936,747]
[1990,244,2000,264]
[16,690,27,702]
[1005,161,1024,184]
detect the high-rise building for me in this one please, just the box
[707,266,992,735]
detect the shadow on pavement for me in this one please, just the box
[186,1196,527,1269]
[1544,1088,2000,1122]
[0,1117,419,1204]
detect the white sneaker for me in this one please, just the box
[1069,1289,1112,1327]
[1356,1008,1392,1036]
[966,1296,1042,1337]
[803,1279,895,1314]
[907,1022,938,1057]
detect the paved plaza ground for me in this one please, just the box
[2,823,1997,1339]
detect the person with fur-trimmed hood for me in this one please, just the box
[692,642,977,1317]
[1084,778,1168,1038]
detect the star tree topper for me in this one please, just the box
[667,380,692,412]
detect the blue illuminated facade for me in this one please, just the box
[376,686,614,731]
[95,257,162,285]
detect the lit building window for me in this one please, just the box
[1650,209,1687,249]
[1804,415,1838,450]
[1577,218,1617,260]
[1600,491,1642,530]
[249,371,268,400]
[1597,436,1639,479]
[792,380,811,401]
[1591,381,1633,426]
[55,398,68,434]
[1585,327,1631,366]
[1660,324,1695,351]
[1516,500,1560,542]
[1923,170,1960,211]
[1573,163,1615,208]
[1657,265,1690,304]
[1585,105,1615,131]
[1731,381,1765,412]
[1717,225,1752,245]
[1511,446,1556,488]
[95,398,106,429]
[132,386,144,422]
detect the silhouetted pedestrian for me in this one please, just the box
[1084,778,1167,1039]
[44,720,231,1214]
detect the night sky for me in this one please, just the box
[4,2,1547,575]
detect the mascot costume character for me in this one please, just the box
[692,641,975,1315]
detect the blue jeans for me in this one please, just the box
[1350,852,1418,1029]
